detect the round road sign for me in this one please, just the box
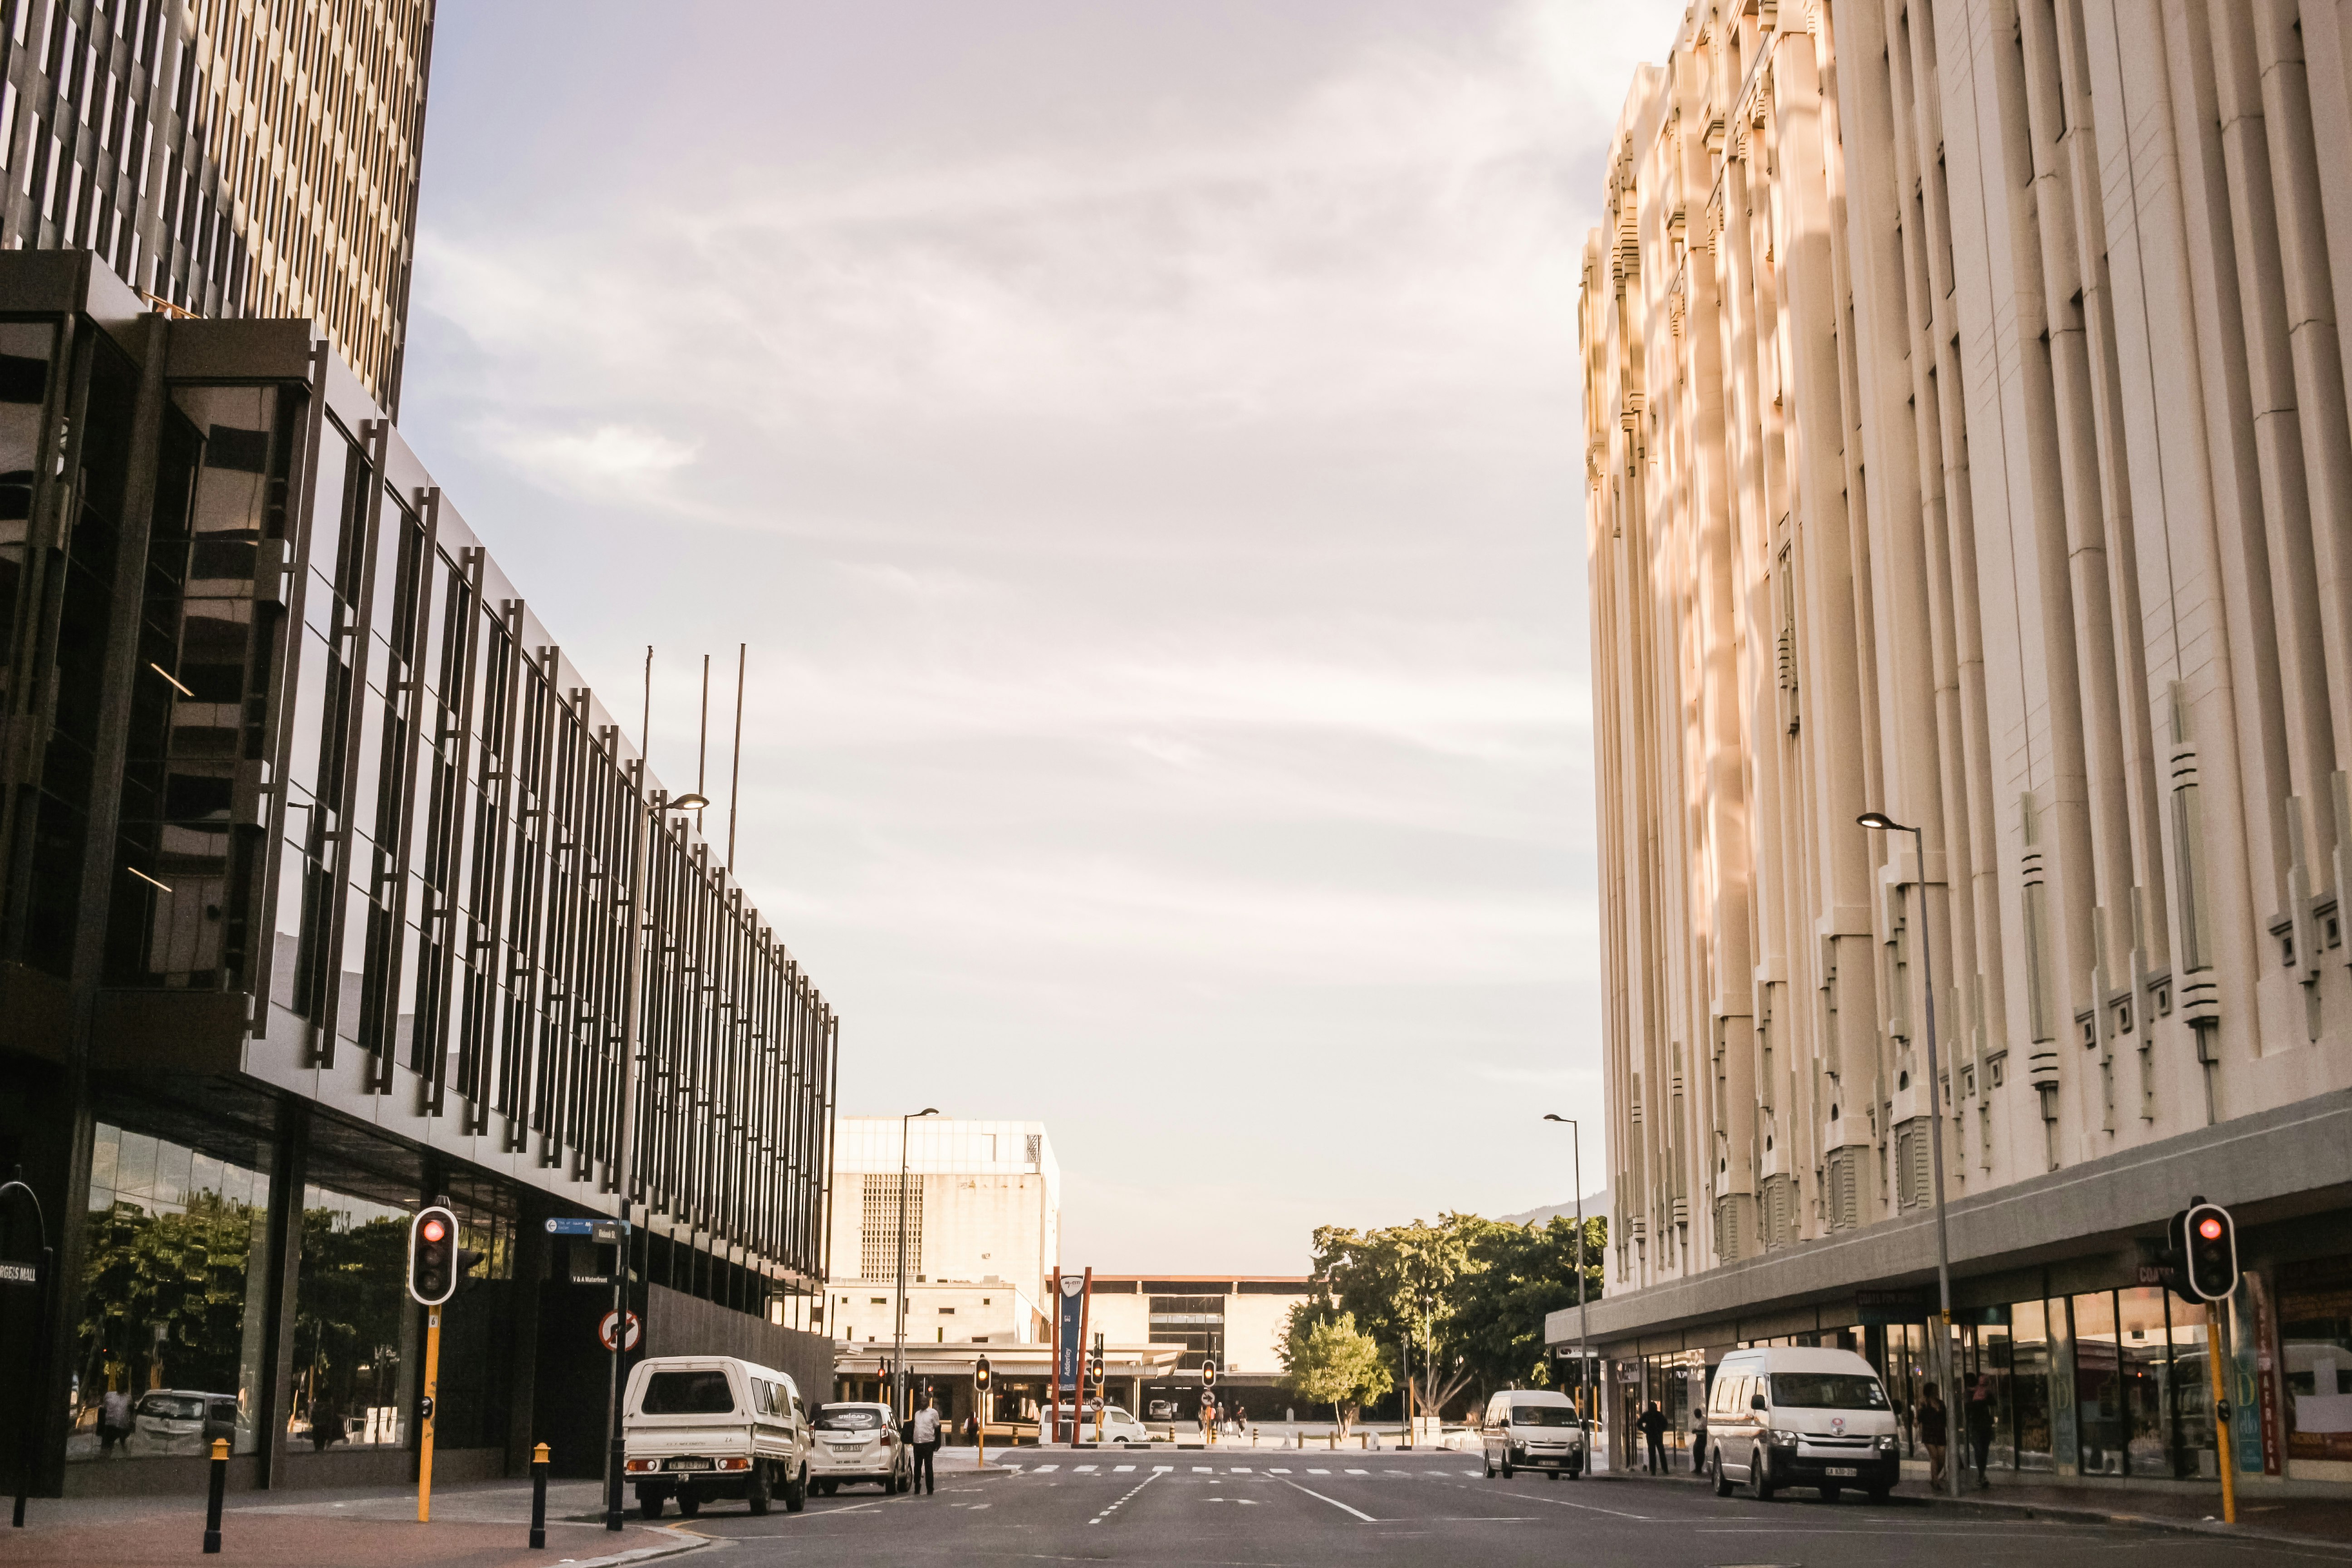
[598,1309,642,1352]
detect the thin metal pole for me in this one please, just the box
[696,653,710,837]
[606,657,656,1533]
[1911,824,1960,1501]
[727,644,745,872]
[895,1114,912,1421]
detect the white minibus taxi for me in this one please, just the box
[1705,1346,1899,1503]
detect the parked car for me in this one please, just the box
[132,1390,238,1455]
[622,1356,811,1518]
[1084,1405,1156,1446]
[1480,1388,1585,1479]
[1705,1346,1899,1503]
[808,1401,911,1494]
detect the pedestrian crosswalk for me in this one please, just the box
[1000,1460,1495,1481]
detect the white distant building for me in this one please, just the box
[822,1117,1060,1348]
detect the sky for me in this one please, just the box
[400,0,1684,1272]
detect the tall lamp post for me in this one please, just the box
[1857,809,1962,1501]
[605,788,708,1532]
[893,1108,941,1420]
[1542,1115,1592,1443]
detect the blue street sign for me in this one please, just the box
[546,1217,630,1240]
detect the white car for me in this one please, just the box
[622,1356,811,1518]
[131,1390,238,1455]
[808,1402,912,1494]
[1085,1405,1156,1446]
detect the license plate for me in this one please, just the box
[663,1457,713,1472]
[1825,1466,1858,1478]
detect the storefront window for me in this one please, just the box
[2277,1255,2352,1467]
[72,1124,271,1460]
[2073,1290,2123,1475]
[291,1182,415,1451]
[430,1175,518,1451]
[2011,1300,2054,1471]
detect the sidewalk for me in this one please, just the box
[2,1477,707,1568]
[1600,1456,2352,1552]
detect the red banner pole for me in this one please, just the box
[1047,1268,1060,1447]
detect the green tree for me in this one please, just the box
[1454,1213,1607,1396]
[78,1193,260,1401]
[1278,1309,1392,1438]
[1306,1215,1489,1418]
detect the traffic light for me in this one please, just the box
[974,1355,992,1391]
[1200,1359,1217,1389]
[455,1245,488,1294]
[1088,1348,1104,1381]
[2184,1200,2239,1302]
[408,1205,458,1305]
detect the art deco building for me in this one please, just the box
[0,0,431,408]
[1566,0,2352,1495]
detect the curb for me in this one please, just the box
[546,1524,713,1567]
[1594,1467,2347,1553]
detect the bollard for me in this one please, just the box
[529,1444,550,1548]
[202,1437,228,1553]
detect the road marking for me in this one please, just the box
[1268,1467,1291,1474]
[1463,1469,1483,1476]
[1472,1484,1653,1521]
[1307,1467,1331,1475]
[1088,1466,1161,1527]
[1033,1463,1058,1472]
[823,1499,883,1514]
[1230,1465,1251,1473]
[1345,1467,1369,1475]
[1193,1465,1213,1473]
[1074,1464,1097,1473]
[1385,1468,1409,1475]
[1114,1464,1135,1473]
[1279,1476,1377,1523]
[1153,1465,1173,1473]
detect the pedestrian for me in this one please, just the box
[1966,1375,1995,1490]
[1920,1382,1949,1490]
[1234,1402,1250,1443]
[98,1387,132,1458]
[1638,1400,1668,1475]
[911,1395,941,1495]
[1691,1400,1708,1474]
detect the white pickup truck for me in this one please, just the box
[621,1356,812,1518]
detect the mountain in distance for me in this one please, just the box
[1498,1190,1610,1229]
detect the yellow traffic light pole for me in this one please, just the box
[2205,1301,2235,1525]
[418,1308,441,1522]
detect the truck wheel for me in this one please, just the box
[637,1487,665,1519]
[1483,1451,1496,1479]
[1819,1485,1842,1504]
[1500,1453,1514,1479]
[675,1490,702,1519]
[1867,1482,1891,1504]
[785,1464,808,1514]
[748,1460,772,1515]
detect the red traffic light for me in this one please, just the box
[2197,1216,2224,1241]
[421,1217,447,1243]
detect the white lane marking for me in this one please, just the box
[1463,1469,1483,1476]
[1114,1464,1136,1473]
[1088,1466,1162,1527]
[1385,1468,1410,1475]
[823,1499,883,1514]
[1074,1464,1097,1473]
[1193,1465,1213,1474]
[1237,1499,1259,1506]
[1033,1463,1059,1473]
[1475,1483,1654,1521]
[1153,1465,1174,1473]
[1345,1467,1370,1475]
[1279,1476,1378,1523]
[1229,1466,1252,1473]
[1307,1467,1331,1475]
[1268,1468,1292,1474]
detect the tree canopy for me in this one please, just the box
[1277,1309,1392,1437]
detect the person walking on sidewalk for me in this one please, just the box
[1919,1382,1949,1490]
[1638,1401,1668,1475]
[1965,1376,1995,1490]
[911,1396,941,1495]
[1691,1401,1708,1474]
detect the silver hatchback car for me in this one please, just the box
[808,1402,913,1494]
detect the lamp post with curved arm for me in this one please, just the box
[893,1108,941,1420]
[1858,809,1960,1501]
[1,1169,52,1527]
[1543,1115,1592,1436]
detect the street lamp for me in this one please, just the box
[604,788,708,1532]
[1542,1115,1592,1439]
[893,1108,941,1421]
[1857,809,1961,1501]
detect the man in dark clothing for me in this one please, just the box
[911,1396,941,1495]
[1965,1375,1996,1489]
[1638,1401,1669,1475]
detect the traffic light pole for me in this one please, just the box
[2205,1300,2236,1524]
[417,1309,441,1522]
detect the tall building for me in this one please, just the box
[0,269,838,1492]
[0,0,432,408]
[1569,0,2352,1497]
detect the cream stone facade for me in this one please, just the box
[1568,0,2352,1490]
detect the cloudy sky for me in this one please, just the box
[400,0,1681,1271]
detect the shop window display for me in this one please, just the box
[291,1183,415,1450]
[2278,1254,2352,1466]
[72,1124,271,1460]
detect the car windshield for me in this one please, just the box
[1768,1373,1889,1410]
[640,1371,736,1415]
[1511,1405,1580,1426]
[139,1396,206,1421]
[817,1406,884,1431]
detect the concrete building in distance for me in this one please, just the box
[0,0,434,409]
[1570,0,2352,1496]
[822,1117,1059,1348]
[1086,1274,1312,1421]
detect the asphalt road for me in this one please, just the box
[666,1453,2352,1567]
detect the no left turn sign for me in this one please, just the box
[598,1309,642,1352]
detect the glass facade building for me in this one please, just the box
[0,252,840,1496]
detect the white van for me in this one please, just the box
[1480,1388,1586,1479]
[1704,1346,1899,1502]
[622,1356,812,1518]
